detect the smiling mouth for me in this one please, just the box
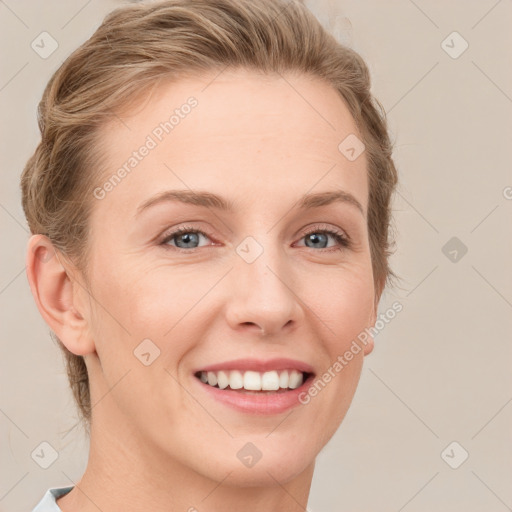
[193,369,313,393]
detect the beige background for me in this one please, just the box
[1,1,511,511]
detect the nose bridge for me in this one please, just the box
[226,232,302,335]
[236,233,291,299]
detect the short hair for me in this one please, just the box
[20,0,399,431]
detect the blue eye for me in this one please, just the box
[299,227,350,251]
[160,225,350,252]
[161,226,211,250]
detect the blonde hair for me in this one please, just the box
[20,0,399,430]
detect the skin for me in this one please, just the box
[27,68,381,512]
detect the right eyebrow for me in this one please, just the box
[136,190,235,217]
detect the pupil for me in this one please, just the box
[307,233,326,248]
[179,233,198,247]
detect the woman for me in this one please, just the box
[22,0,398,510]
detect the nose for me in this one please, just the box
[224,241,304,338]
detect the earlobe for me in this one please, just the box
[26,234,95,356]
[363,285,381,357]
[363,311,376,356]
[364,274,387,356]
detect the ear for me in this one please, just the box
[26,234,95,356]
[363,275,385,356]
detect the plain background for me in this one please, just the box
[1,1,511,511]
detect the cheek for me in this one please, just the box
[302,273,372,434]
[92,259,188,329]
[89,262,212,368]
[85,265,196,421]
[304,266,375,347]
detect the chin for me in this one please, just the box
[197,443,315,487]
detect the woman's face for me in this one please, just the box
[80,69,378,485]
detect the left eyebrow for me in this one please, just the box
[297,190,364,216]
[135,188,365,217]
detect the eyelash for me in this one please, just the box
[160,224,351,252]
[302,225,350,251]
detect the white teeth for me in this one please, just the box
[243,371,261,390]
[229,370,243,389]
[207,371,217,387]
[216,370,229,389]
[279,370,289,388]
[261,370,280,390]
[288,370,303,389]
[198,369,306,391]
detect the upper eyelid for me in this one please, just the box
[302,224,347,237]
[160,224,348,246]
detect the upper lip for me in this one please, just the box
[194,358,315,375]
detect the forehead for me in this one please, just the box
[93,69,368,218]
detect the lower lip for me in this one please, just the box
[193,374,315,415]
